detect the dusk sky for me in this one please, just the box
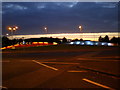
[2,2,119,35]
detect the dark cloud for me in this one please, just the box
[2,2,118,35]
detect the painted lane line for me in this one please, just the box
[82,78,115,90]
[0,61,10,63]
[32,60,58,71]
[68,70,87,73]
[0,86,7,89]
[40,62,79,65]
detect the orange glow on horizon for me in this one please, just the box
[7,32,119,41]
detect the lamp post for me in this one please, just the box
[79,25,82,31]
[78,25,83,39]
[7,26,19,39]
[44,26,48,33]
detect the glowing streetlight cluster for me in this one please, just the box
[7,26,19,35]
[8,26,18,31]
[6,25,19,39]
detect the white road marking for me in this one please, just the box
[40,62,79,65]
[0,86,7,89]
[82,78,115,90]
[67,70,87,72]
[20,59,57,62]
[32,60,58,71]
[0,61,10,63]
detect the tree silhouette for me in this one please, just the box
[104,35,109,42]
[18,38,23,44]
[110,37,119,44]
[98,36,103,42]
[74,39,78,41]
[62,37,67,43]
[54,37,61,44]
[98,35,109,42]
[80,38,83,41]
[2,36,12,47]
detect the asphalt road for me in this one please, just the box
[2,46,120,89]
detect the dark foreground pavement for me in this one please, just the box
[2,46,120,89]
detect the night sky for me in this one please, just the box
[2,2,119,35]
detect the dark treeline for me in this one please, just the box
[1,36,62,47]
[2,36,18,47]
[1,35,120,47]
[24,37,61,44]
[71,38,83,42]
[98,35,120,45]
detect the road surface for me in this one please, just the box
[2,46,120,89]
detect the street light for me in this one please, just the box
[44,26,48,33]
[79,25,82,31]
[7,26,18,33]
[15,26,18,29]
[6,33,9,36]
[7,25,19,39]
[78,25,83,39]
[8,27,12,30]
